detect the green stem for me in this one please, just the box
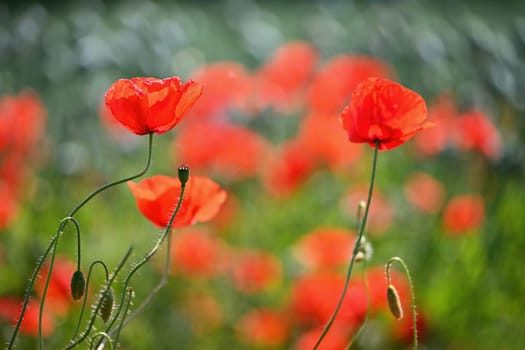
[313,141,379,349]
[72,260,110,338]
[8,134,153,350]
[113,288,135,346]
[63,247,133,350]
[345,260,370,349]
[68,133,153,217]
[386,257,418,350]
[90,333,113,350]
[102,180,187,344]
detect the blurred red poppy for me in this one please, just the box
[442,194,485,234]
[298,113,363,171]
[262,140,315,197]
[453,110,502,159]
[253,41,318,112]
[104,76,203,135]
[188,62,252,119]
[0,298,55,337]
[170,228,226,278]
[231,250,282,294]
[339,78,430,151]
[413,93,457,157]
[404,172,446,214]
[341,186,393,235]
[293,227,356,269]
[236,308,290,347]
[173,121,270,180]
[0,181,18,230]
[308,55,393,114]
[294,324,350,350]
[183,292,224,334]
[35,257,76,317]
[128,175,227,228]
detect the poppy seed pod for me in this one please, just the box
[178,164,190,185]
[387,284,404,320]
[70,270,86,301]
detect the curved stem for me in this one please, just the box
[90,333,113,350]
[8,134,153,350]
[313,141,379,349]
[63,247,133,350]
[113,288,135,346]
[102,181,187,344]
[386,256,418,350]
[72,260,110,338]
[345,260,370,349]
[68,133,153,217]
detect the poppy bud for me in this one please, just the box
[387,284,404,319]
[178,164,190,185]
[99,288,114,323]
[70,270,86,301]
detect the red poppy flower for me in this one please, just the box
[293,227,356,269]
[35,257,76,317]
[230,250,282,294]
[0,298,55,337]
[291,272,367,328]
[236,308,290,347]
[104,76,203,135]
[170,228,226,278]
[262,140,316,197]
[339,78,431,151]
[308,55,394,114]
[253,41,318,112]
[442,194,485,234]
[294,324,350,350]
[298,113,363,171]
[413,93,457,157]
[404,172,446,214]
[188,62,252,119]
[173,121,270,180]
[452,109,502,159]
[128,175,227,228]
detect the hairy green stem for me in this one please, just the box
[313,141,379,349]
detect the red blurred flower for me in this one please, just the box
[453,110,502,159]
[170,228,226,278]
[188,62,252,119]
[231,250,282,294]
[308,55,394,114]
[236,308,290,347]
[262,140,316,197]
[173,121,270,180]
[128,175,227,228]
[339,78,430,151]
[413,93,457,157]
[293,227,356,269]
[254,41,318,112]
[183,292,224,334]
[341,186,393,235]
[291,272,366,328]
[0,91,46,157]
[0,181,18,230]
[104,76,203,135]
[442,194,485,234]
[298,113,363,171]
[0,298,55,337]
[294,324,350,350]
[35,257,76,317]
[404,172,446,214]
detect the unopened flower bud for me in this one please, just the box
[387,284,404,319]
[178,164,190,185]
[99,288,114,323]
[357,200,366,223]
[70,270,85,301]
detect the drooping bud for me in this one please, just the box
[387,284,404,319]
[99,287,114,323]
[178,164,190,185]
[70,270,86,301]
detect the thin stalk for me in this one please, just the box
[345,260,370,349]
[313,141,379,349]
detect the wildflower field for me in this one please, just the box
[1,1,525,349]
